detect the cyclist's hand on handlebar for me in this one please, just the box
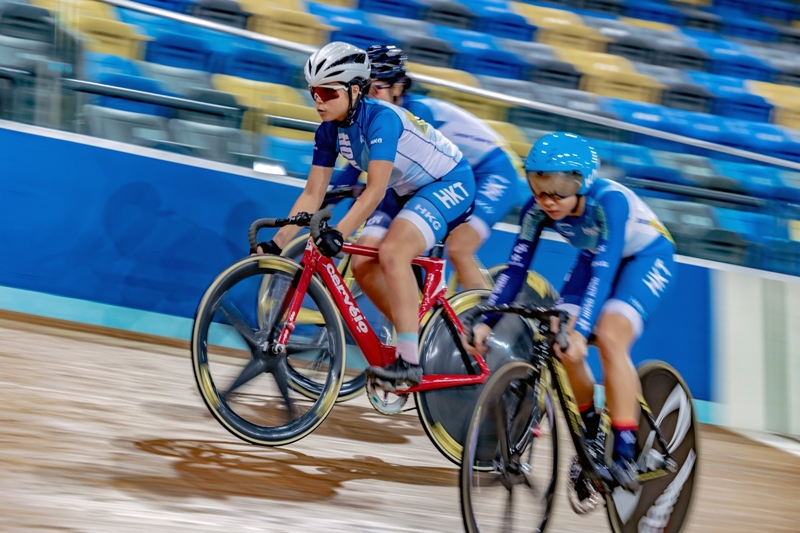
[551,315,588,362]
[314,227,344,258]
[250,239,282,256]
[462,323,492,355]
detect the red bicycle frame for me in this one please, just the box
[275,239,490,393]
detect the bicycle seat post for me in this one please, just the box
[429,240,445,259]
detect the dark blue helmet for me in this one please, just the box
[366,44,408,84]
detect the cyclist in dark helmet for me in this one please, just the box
[465,132,677,493]
[333,44,525,290]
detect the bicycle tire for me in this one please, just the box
[271,234,374,402]
[460,360,559,533]
[192,255,346,446]
[416,289,539,466]
[605,361,698,533]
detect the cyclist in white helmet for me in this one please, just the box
[254,42,476,388]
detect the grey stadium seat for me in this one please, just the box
[138,62,211,96]
[168,119,257,165]
[83,104,170,147]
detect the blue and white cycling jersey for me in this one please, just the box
[487,178,676,338]
[402,95,513,169]
[312,98,463,197]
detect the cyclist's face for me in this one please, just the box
[311,85,356,121]
[527,172,580,220]
[369,81,402,103]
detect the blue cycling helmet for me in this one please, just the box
[366,44,408,85]
[524,132,599,195]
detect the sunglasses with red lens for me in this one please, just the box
[309,86,342,103]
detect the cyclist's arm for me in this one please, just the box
[335,160,392,238]
[483,198,547,327]
[330,164,362,188]
[272,164,333,247]
[574,191,628,339]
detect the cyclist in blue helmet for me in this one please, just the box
[257,42,476,388]
[464,132,677,493]
[332,44,525,289]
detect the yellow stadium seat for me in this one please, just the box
[746,81,800,128]
[511,3,610,52]
[239,0,304,15]
[77,17,151,59]
[747,80,800,102]
[31,0,116,26]
[620,16,678,32]
[553,49,663,103]
[248,7,331,47]
[484,120,531,159]
[259,102,320,141]
[212,75,305,112]
[406,63,508,121]
[790,220,800,242]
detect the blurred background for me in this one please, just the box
[0,0,798,456]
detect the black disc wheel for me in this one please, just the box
[192,255,345,446]
[460,361,559,533]
[605,361,698,533]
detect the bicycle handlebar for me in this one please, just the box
[309,208,333,241]
[461,304,572,352]
[248,185,358,251]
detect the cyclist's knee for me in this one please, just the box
[594,313,634,360]
[446,227,480,260]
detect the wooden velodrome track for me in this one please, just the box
[1,313,798,533]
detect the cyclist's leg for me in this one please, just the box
[595,240,676,489]
[555,251,597,416]
[447,153,522,290]
[350,193,404,322]
[367,161,475,385]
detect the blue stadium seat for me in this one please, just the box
[117,8,182,37]
[144,31,216,72]
[714,207,772,267]
[691,36,775,81]
[711,160,787,202]
[330,22,394,50]
[307,3,371,25]
[778,171,800,204]
[261,136,315,177]
[433,25,530,79]
[217,48,294,85]
[95,73,175,118]
[727,120,800,163]
[83,52,141,82]
[591,140,688,186]
[721,17,779,43]
[622,1,684,25]
[683,71,773,123]
[758,0,796,21]
[358,0,426,20]
[597,98,679,152]
[463,0,536,41]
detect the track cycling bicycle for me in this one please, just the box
[191,208,549,464]
[459,304,698,533]
[274,185,559,405]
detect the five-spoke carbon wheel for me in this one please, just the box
[192,255,345,446]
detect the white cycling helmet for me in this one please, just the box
[304,41,371,88]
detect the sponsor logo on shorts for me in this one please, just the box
[432,182,470,209]
[414,204,442,231]
[644,258,671,297]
